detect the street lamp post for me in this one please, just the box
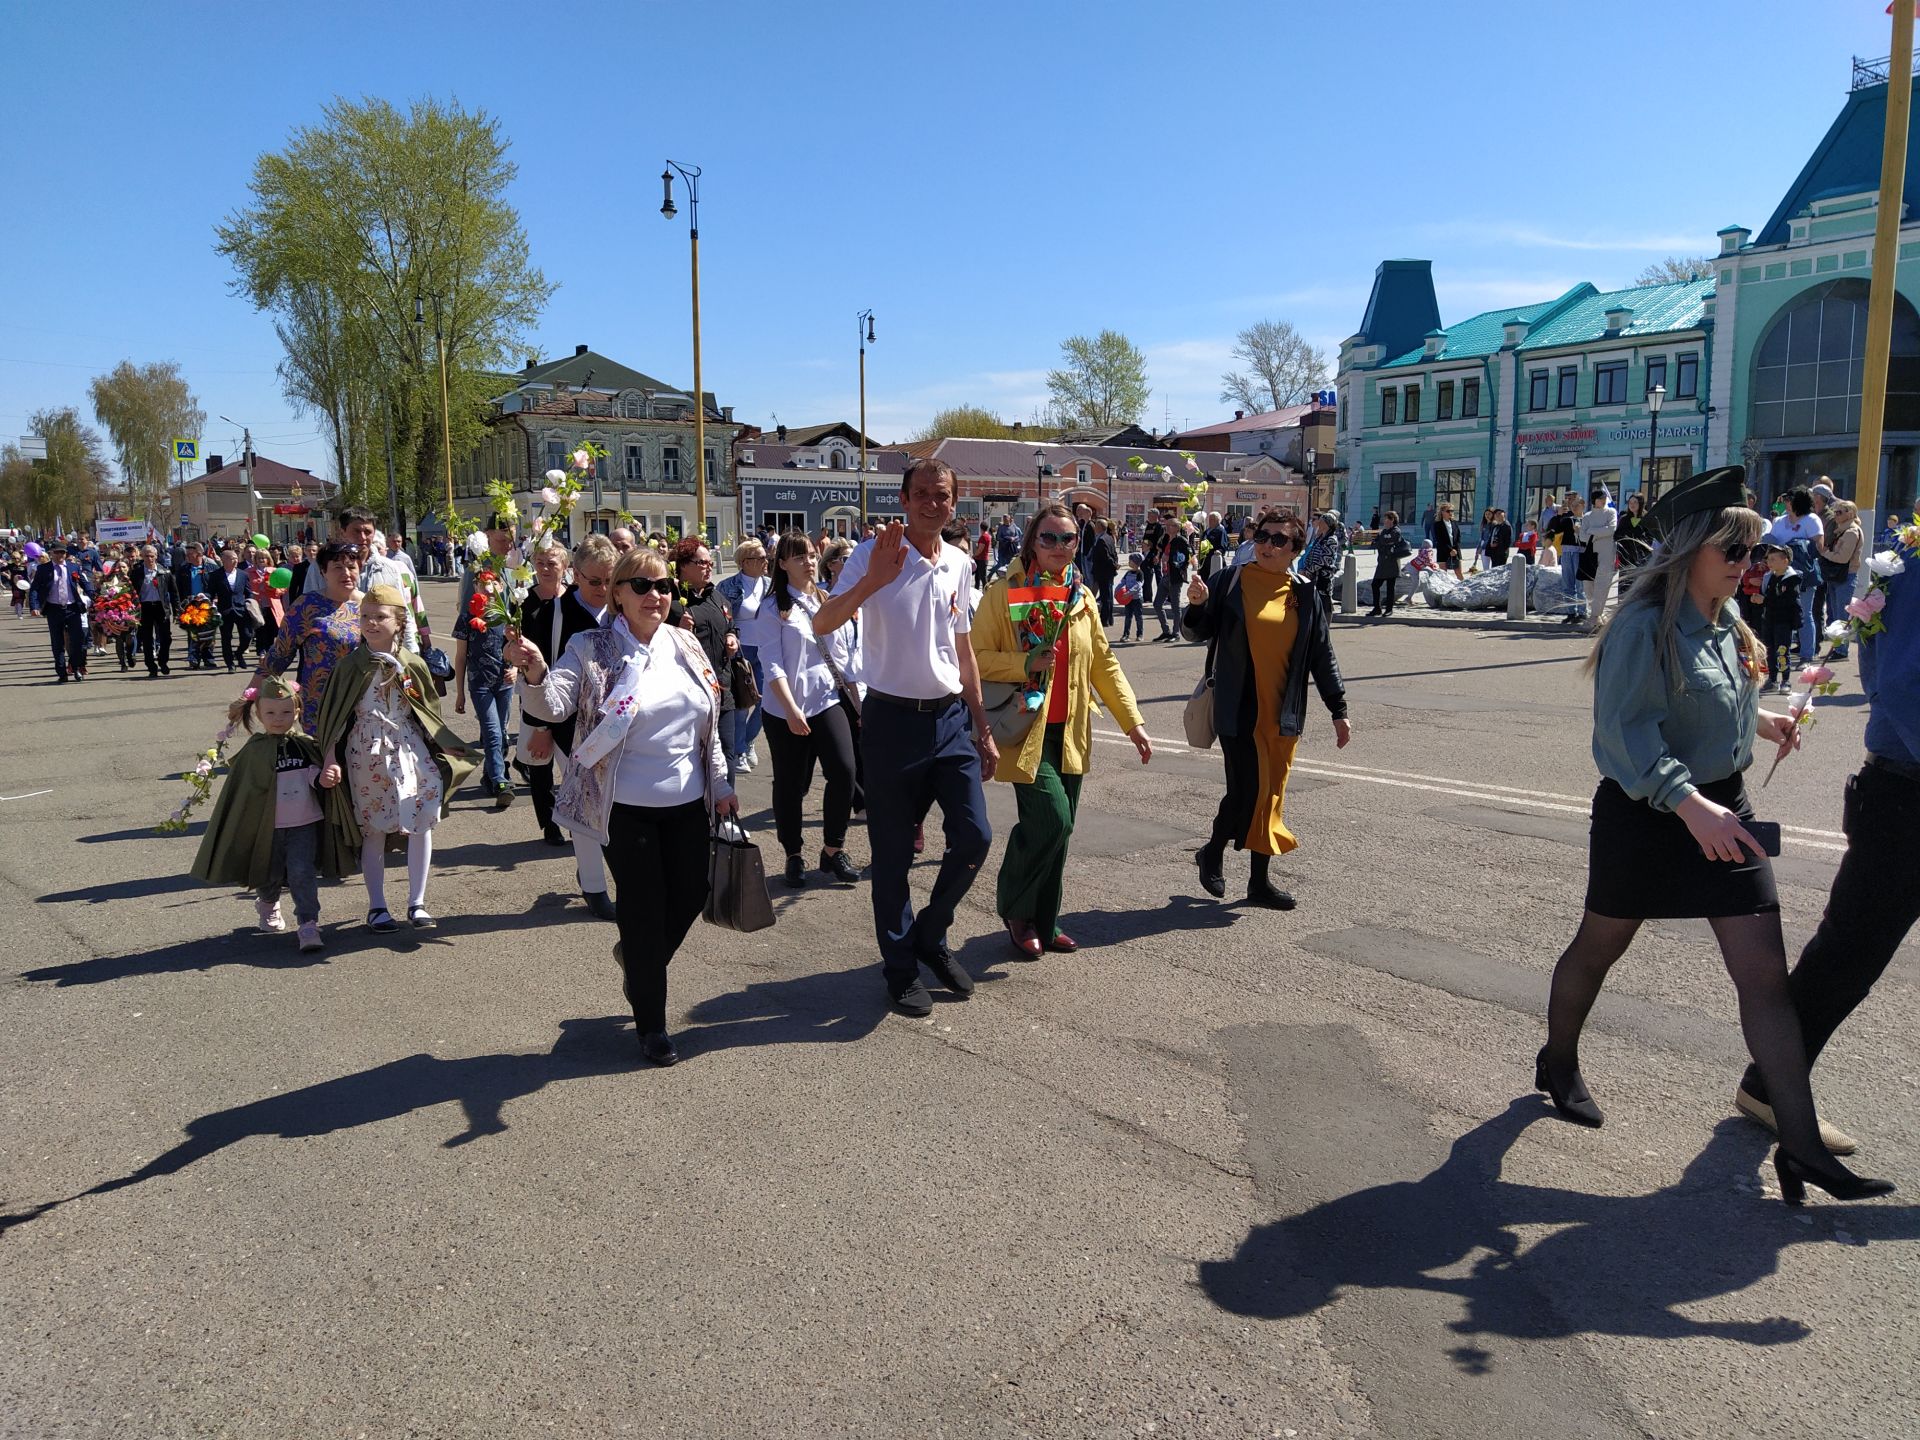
[1643,383,1666,505]
[1034,448,1052,518]
[218,415,258,538]
[661,161,707,540]
[414,295,455,519]
[857,309,875,520]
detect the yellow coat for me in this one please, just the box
[972,562,1146,786]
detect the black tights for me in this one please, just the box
[1371,564,1400,612]
[1544,910,1830,1165]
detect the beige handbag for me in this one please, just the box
[1182,675,1216,749]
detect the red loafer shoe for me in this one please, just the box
[1005,919,1043,959]
[1044,932,1078,954]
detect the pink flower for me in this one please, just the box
[1185,457,1200,473]
[1796,665,1834,688]
[571,449,591,470]
[540,487,560,506]
[1847,590,1887,619]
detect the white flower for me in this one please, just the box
[467,532,490,559]
[544,469,567,486]
[1823,621,1852,641]
[539,487,560,506]
[1866,549,1907,578]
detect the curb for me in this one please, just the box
[1329,611,1588,635]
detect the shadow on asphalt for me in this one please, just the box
[0,1016,640,1239]
[41,873,196,904]
[1200,1095,1920,1351]
[678,961,892,1053]
[76,822,206,844]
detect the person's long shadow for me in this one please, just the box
[0,1015,636,1239]
[40,873,195,905]
[1061,893,1246,947]
[678,961,892,1055]
[1201,1097,1920,1353]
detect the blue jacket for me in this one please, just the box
[1861,559,1919,767]
[29,560,94,611]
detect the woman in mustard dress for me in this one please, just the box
[1182,509,1352,909]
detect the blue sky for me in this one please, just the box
[0,0,1907,482]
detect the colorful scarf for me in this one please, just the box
[1007,563,1079,714]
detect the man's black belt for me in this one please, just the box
[1865,753,1920,784]
[866,689,961,713]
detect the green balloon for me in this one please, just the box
[269,567,293,589]
[251,533,270,549]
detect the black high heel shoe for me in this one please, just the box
[1534,1046,1604,1127]
[1773,1148,1895,1206]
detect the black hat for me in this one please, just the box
[1646,464,1747,539]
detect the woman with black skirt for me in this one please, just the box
[1538,466,1892,1205]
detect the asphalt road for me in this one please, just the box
[3,585,1916,1439]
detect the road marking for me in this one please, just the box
[1087,730,1849,854]
[0,790,52,801]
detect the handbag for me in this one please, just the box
[704,815,776,933]
[729,653,760,709]
[422,644,454,699]
[1183,674,1217,749]
[978,680,1042,751]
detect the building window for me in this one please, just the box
[1434,468,1477,530]
[705,448,718,488]
[1675,353,1699,399]
[1077,465,1090,484]
[1461,377,1480,418]
[1378,470,1417,524]
[762,509,805,536]
[829,451,844,470]
[1436,380,1454,420]
[1380,387,1398,425]
[1557,366,1578,408]
[665,513,688,541]
[1594,361,1628,405]
[1529,371,1550,410]
[1524,462,1573,530]
[1645,355,1668,398]
[662,447,681,486]
[1640,455,1694,505]
[1403,386,1421,423]
[544,440,568,474]
[624,444,644,482]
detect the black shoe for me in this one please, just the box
[639,1030,679,1067]
[56,674,68,683]
[921,944,974,998]
[407,907,437,930]
[819,849,861,884]
[784,854,807,888]
[543,823,568,847]
[1364,608,1381,618]
[1534,1046,1603,1127]
[890,978,934,1016]
[367,908,400,934]
[1773,1147,1894,1206]
[493,782,514,810]
[1196,845,1226,899]
[582,890,618,922]
[511,758,531,781]
[1246,881,1296,910]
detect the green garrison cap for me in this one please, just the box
[1646,464,1748,539]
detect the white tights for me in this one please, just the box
[362,830,433,914]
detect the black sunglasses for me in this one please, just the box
[1721,542,1757,563]
[1253,530,1294,548]
[1034,529,1079,547]
[624,576,676,596]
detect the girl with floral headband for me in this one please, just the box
[190,673,347,952]
[316,584,475,934]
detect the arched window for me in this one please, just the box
[829,451,845,470]
[1749,278,1920,439]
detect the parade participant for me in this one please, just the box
[668,538,738,778]
[1365,509,1409,618]
[1185,509,1351,909]
[28,539,94,682]
[1152,522,1192,641]
[1431,503,1464,579]
[250,541,364,736]
[366,530,431,653]
[1483,508,1514,569]
[130,544,177,678]
[992,515,1020,582]
[1297,512,1345,602]
[453,513,518,809]
[1766,486,1824,662]
[284,543,309,598]
[974,504,1150,957]
[1578,487,1619,630]
[208,547,255,672]
[507,546,737,1067]
[810,457,994,1016]
[760,532,863,888]
[1758,543,1809,692]
[315,585,473,934]
[1733,506,1919,1157]
[1538,466,1892,1205]
[190,673,344,952]
[1815,499,1864,661]
[171,541,218,668]
[819,534,869,818]
[717,538,771,773]
[972,522,992,592]
[1084,517,1119,627]
[609,527,635,555]
[1116,552,1146,641]
[518,540,577,847]
[246,545,278,659]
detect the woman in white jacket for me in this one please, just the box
[1577,487,1618,632]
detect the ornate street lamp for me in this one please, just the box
[661,161,708,538]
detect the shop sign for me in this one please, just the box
[1518,418,1707,450]
[273,504,310,515]
[753,482,862,506]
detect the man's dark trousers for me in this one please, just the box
[860,694,991,989]
[43,603,87,678]
[1741,761,1920,1101]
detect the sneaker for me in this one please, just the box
[256,898,286,933]
[493,782,514,810]
[819,849,861,884]
[296,921,323,953]
[736,749,756,773]
[889,978,934,1017]
[921,944,974,997]
[582,890,618,921]
[746,746,761,770]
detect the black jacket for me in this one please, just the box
[669,583,736,716]
[208,565,250,617]
[128,562,178,613]
[29,561,94,611]
[1431,519,1460,564]
[520,587,602,746]
[1085,531,1118,583]
[1483,522,1513,563]
[1183,567,1347,740]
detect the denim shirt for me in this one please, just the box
[1593,594,1758,811]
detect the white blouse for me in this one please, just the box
[763,590,857,721]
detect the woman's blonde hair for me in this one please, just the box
[1583,506,1765,687]
[572,533,617,570]
[1829,499,1859,528]
[733,538,766,566]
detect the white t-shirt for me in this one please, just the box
[832,535,973,700]
[1767,513,1824,548]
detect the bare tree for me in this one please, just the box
[1633,256,1715,286]
[1219,320,1328,414]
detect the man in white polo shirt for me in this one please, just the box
[812,457,998,1015]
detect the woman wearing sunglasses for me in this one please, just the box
[505,546,737,1067]
[1184,509,1351,910]
[973,503,1151,957]
[1538,466,1891,1205]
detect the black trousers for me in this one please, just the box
[604,799,710,1034]
[1742,762,1920,1099]
[220,612,256,670]
[1760,617,1799,682]
[139,601,172,673]
[1094,575,1114,627]
[528,760,557,828]
[763,702,858,858]
[1371,562,1401,612]
[43,603,87,677]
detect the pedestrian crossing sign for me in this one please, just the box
[173,439,198,463]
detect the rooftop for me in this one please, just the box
[1757,69,1920,247]
[1171,404,1317,437]
[1375,277,1712,369]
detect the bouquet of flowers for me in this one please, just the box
[158,709,243,832]
[177,594,215,636]
[1834,507,1920,644]
[442,447,595,635]
[93,584,137,638]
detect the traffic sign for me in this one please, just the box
[173,439,198,463]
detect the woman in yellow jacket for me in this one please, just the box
[974,503,1153,958]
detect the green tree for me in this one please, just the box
[215,96,553,526]
[1046,330,1149,429]
[88,360,205,527]
[910,405,1014,441]
[1219,319,1328,414]
[1633,255,1715,286]
[1,409,112,531]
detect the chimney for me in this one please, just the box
[1234,410,1244,420]
[777,423,788,442]
[1012,420,1022,435]
[206,454,224,474]
[574,343,589,356]
[1604,306,1634,334]
[722,406,733,422]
